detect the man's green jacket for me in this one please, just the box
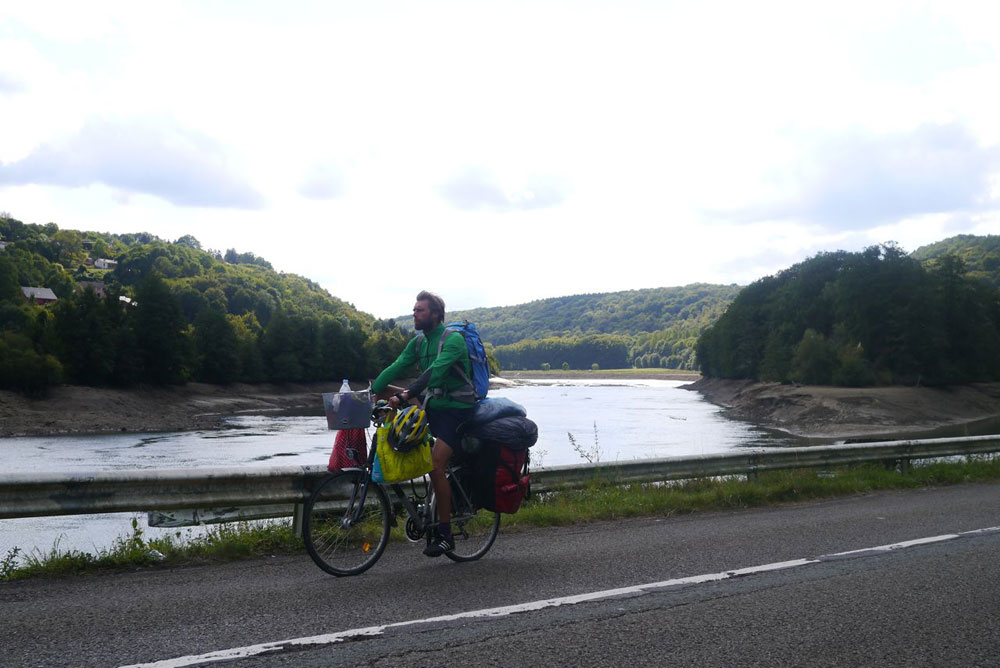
[371,323,473,410]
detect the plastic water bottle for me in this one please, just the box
[340,379,351,393]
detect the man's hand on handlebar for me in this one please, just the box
[388,389,410,409]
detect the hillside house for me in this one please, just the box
[21,286,58,305]
[94,258,118,270]
[77,281,108,297]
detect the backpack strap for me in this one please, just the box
[413,332,427,368]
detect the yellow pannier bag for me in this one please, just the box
[372,426,434,483]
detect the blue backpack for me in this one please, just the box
[420,321,490,403]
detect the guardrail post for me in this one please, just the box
[292,503,305,538]
[899,458,911,474]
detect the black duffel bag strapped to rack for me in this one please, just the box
[460,414,538,514]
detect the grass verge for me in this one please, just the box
[4,456,1000,581]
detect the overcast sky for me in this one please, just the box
[2,1,999,318]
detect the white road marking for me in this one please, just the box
[122,526,1000,668]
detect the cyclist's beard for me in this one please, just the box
[414,314,436,332]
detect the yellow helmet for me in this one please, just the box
[388,405,430,452]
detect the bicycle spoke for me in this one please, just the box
[303,471,391,576]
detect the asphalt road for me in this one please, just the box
[3,483,1000,667]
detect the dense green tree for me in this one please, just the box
[0,255,19,300]
[789,329,837,385]
[698,243,1000,386]
[0,331,62,395]
[175,235,202,250]
[134,273,190,384]
[232,314,265,382]
[52,288,115,384]
[193,307,239,383]
[911,234,1000,289]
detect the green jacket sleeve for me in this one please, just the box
[371,337,418,393]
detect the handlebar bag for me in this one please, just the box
[323,391,373,430]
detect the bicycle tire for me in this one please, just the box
[445,506,501,562]
[303,470,391,576]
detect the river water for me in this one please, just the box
[1,379,802,563]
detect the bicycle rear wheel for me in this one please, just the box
[445,474,501,562]
[446,507,500,562]
[303,471,391,576]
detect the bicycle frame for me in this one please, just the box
[340,429,477,538]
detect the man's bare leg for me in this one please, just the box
[430,438,452,525]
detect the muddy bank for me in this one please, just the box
[0,382,338,438]
[684,377,1000,440]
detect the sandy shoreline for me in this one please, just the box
[3,374,1000,440]
[685,377,1000,440]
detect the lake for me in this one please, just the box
[1,379,802,563]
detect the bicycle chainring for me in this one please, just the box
[404,515,423,542]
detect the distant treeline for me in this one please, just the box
[0,218,408,395]
[445,284,741,370]
[492,335,630,371]
[697,243,1000,386]
[7,214,999,392]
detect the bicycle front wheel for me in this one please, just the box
[303,471,391,576]
[445,508,501,562]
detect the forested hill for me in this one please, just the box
[912,234,1000,288]
[401,285,742,371]
[444,284,742,345]
[697,240,1000,387]
[0,217,408,394]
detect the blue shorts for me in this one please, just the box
[426,407,474,451]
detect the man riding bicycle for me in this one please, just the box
[371,290,476,557]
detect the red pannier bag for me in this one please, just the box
[493,446,531,514]
[328,428,367,472]
[470,443,531,514]
[464,415,537,514]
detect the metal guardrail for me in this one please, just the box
[1,435,999,524]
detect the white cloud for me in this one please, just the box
[0,71,26,94]
[0,117,263,208]
[713,124,1000,230]
[299,162,347,201]
[436,166,569,212]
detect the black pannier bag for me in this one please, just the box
[461,415,538,514]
